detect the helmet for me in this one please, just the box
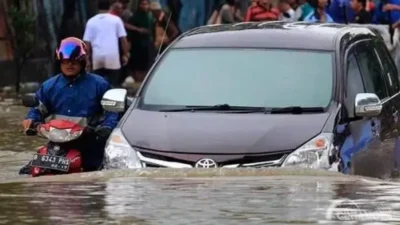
[56,37,87,61]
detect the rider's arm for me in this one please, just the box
[25,84,50,123]
[98,81,119,129]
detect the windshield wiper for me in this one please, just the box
[159,104,265,112]
[268,106,325,114]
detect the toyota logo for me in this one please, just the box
[195,158,218,168]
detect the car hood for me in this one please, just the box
[121,110,331,154]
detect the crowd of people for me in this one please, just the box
[82,0,400,88]
[83,0,180,88]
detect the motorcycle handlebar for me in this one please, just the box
[20,122,41,136]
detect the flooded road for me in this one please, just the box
[1,103,400,224]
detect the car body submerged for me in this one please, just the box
[100,22,400,177]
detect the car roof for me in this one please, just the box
[172,21,379,51]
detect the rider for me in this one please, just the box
[20,37,119,173]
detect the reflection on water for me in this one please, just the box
[0,176,400,225]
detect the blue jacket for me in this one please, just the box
[327,0,355,23]
[25,73,119,129]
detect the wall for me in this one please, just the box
[0,0,91,87]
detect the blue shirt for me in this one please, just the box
[304,11,334,22]
[26,73,119,129]
[328,0,355,23]
[374,0,400,24]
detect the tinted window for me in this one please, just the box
[356,46,389,99]
[346,54,365,98]
[345,53,365,116]
[375,42,400,93]
[141,49,334,109]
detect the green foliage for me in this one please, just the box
[7,1,37,61]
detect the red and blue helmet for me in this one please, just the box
[56,37,87,61]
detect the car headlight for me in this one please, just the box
[103,128,142,169]
[281,133,334,169]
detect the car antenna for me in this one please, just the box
[156,10,172,58]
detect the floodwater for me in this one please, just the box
[1,102,400,225]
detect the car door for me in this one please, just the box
[350,40,396,178]
[338,46,370,174]
[374,40,400,170]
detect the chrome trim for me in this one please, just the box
[137,152,287,168]
[257,21,284,27]
[222,155,287,168]
[240,155,287,167]
[137,152,192,168]
[232,22,259,26]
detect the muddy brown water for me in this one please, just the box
[1,103,400,225]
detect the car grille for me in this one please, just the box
[137,150,291,168]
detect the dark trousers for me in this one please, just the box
[93,68,120,87]
[119,64,130,85]
[77,132,107,172]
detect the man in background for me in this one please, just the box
[83,0,129,87]
[350,0,372,23]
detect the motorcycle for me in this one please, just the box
[19,88,131,177]
[19,94,87,177]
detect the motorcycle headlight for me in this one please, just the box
[281,133,334,169]
[39,127,83,143]
[104,128,142,169]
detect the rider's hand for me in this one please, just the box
[22,119,38,136]
[22,119,32,132]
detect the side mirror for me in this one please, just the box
[354,93,382,117]
[101,88,127,113]
[21,93,39,107]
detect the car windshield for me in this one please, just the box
[140,48,334,110]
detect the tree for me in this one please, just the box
[6,0,38,94]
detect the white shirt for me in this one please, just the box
[83,13,127,70]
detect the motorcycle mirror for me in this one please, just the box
[21,93,39,107]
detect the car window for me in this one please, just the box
[346,54,366,97]
[345,53,365,117]
[374,42,400,94]
[140,48,334,109]
[356,44,389,100]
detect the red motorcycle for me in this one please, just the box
[25,119,85,177]
[20,94,86,177]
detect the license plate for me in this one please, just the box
[30,154,70,172]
